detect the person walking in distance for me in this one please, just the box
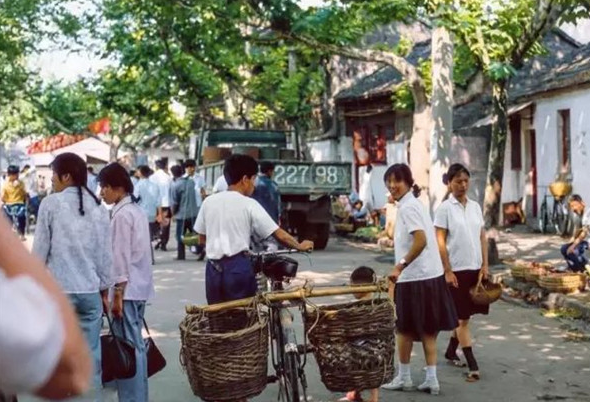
[32,153,115,399]
[170,165,199,260]
[1,165,27,240]
[434,163,489,382]
[194,154,314,304]
[251,161,281,251]
[21,165,40,222]
[381,163,458,395]
[99,163,155,401]
[183,159,207,259]
[150,159,172,251]
[134,165,160,264]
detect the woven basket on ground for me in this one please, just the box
[524,267,548,283]
[510,260,530,280]
[179,308,268,402]
[303,298,395,392]
[538,273,585,294]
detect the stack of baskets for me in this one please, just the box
[303,298,396,392]
[179,308,268,402]
[538,273,586,294]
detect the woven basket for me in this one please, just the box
[524,267,547,283]
[538,273,584,294]
[470,279,503,305]
[549,181,572,199]
[510,261,530,280]
[303,298,395,392]
[179,308,269,401]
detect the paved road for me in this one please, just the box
[20,237,590,401]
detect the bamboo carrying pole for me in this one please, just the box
[186,281,391,314]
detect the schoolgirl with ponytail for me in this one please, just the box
[98,162,155,400]
[33,152,115,398]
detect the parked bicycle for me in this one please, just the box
[250,249,310,402]
[538,186,570,236]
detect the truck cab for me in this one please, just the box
[193,129,352,249]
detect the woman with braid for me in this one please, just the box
[33,152,115,399]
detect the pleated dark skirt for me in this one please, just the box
[395,274,459,339]
[450,269,490,320]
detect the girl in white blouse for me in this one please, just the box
[381,164,458,396]
[434,163,489,382]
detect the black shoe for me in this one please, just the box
[160,246,168,252]
[197,251,206,261]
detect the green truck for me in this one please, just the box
[192,129,352,249]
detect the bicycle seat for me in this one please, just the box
[261,255,299,282]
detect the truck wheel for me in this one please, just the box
[314,223,330,250]
[299,223,330,250]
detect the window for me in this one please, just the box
[510,117,522,170]
[557,109,571,173]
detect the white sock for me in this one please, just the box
[398,363,411,378]
[425,365,437,380]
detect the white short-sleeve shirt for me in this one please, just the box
[394,192,444,283]
[434,195,484,272]
[194,191,279,259]
[0,272,65,394]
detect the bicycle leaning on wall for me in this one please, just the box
[538,182,571,236]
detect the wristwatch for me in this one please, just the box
[399,258,408,269]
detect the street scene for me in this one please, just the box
[2,1,590,402]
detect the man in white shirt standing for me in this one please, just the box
[150,159,172,251]
[184,159,207,260]
[194,154,314,304]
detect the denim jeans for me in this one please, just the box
[112,301,148,402]
[69,293,103,401]
[561,241,589,272]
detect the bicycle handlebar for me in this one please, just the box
[249,249,309,257]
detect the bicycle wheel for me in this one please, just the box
[538,201,548,234]
[283,352,301,402]
[553,200,569,236]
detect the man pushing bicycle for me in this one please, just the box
[194,154,314,304]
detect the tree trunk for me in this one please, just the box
[409,101,434,204]
[483,80,509,264]
[429,25,454,213]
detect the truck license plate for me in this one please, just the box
[273,164,347,187]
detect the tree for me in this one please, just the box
[442,0,589,262]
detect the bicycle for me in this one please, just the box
[538,189,569,236]
[250,249,310,402]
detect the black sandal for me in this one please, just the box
[465,371,480,382]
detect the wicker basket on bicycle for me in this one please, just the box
[179,308,269,402]
[549,181,572,200]
[538,273,585,294]
[303,298,395,392]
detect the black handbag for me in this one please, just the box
[143,319,166,377]
[101,315,137,384]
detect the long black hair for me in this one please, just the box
[383,163,421,198]
[97,162,139,203]
[51,153,101,215]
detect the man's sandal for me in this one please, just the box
[465,371,480,382]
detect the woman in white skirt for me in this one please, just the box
[381,164,458,395]
[435,163,489,382]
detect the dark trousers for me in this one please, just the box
[206,253,257,304]
[561,241,589,272]
[175,217,197,260]
[157,207,171,249]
